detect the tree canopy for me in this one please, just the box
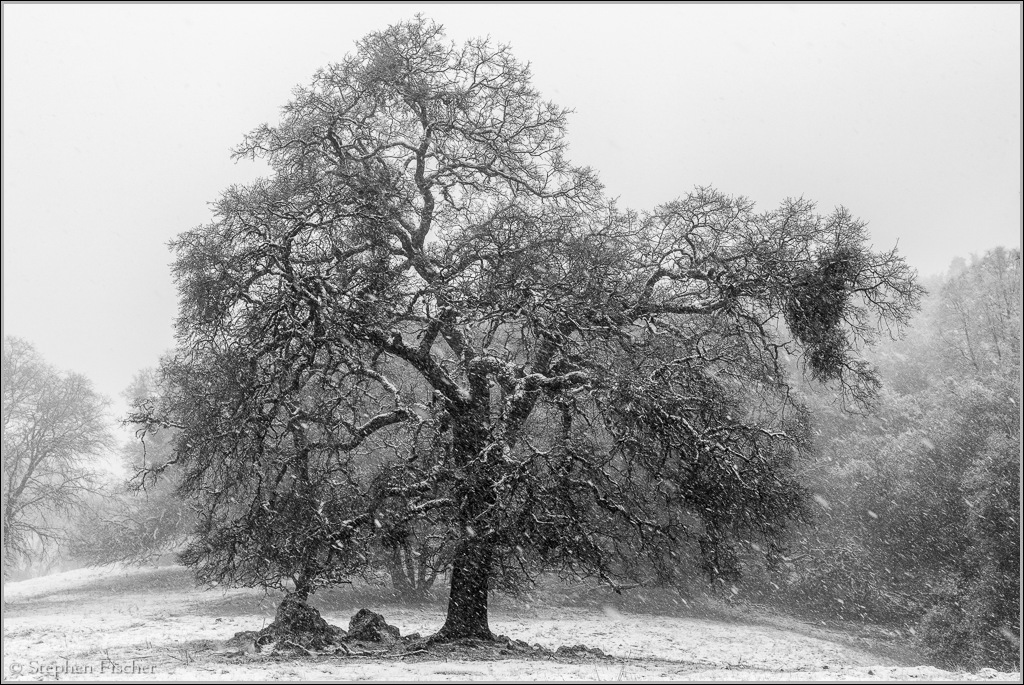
[134,17,922,640]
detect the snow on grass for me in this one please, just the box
[3,565,1019,681]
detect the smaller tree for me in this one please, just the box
[369,455,452,600]
[371,499,450,600]
[2,337,113,575]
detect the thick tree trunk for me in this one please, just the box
[294,570,312,601]
[434,537,493,640]
[433,383,496,641]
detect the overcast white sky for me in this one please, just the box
[3,3,1021,418]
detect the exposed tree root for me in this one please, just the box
[223,606,612,662]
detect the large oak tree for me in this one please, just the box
[135,18,922,640]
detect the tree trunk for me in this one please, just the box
[388,544,414,597]
[433,386,496,641]
[294,569,312,600]
[434,537,493,640]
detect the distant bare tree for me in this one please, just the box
[937,246,1021,376]
[2,337,113,574]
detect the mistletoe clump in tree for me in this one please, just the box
[135,17,922,642]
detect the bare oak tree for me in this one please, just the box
[2,337,113,574]
[134,18,922,641]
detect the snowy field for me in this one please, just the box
[2,565,1018,681]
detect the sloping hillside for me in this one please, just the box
[2,565,1017,681]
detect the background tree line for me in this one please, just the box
[757,247,1020,670]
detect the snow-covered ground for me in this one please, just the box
[2,565,1018,681]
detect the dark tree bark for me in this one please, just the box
[435,537,494,640]
[434,392,497,641]
[293,570,312,601]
